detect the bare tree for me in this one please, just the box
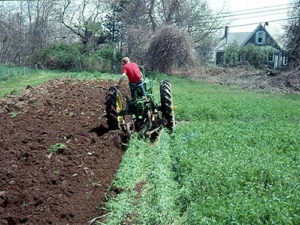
[22,0,59,56]
[0,4,28,64]
[285,0,300,69]
[112,0,222,66]
[0,0,60,65]
[59,0,106,52]
[0,0,223,69]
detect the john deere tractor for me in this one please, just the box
[105,69,175,138]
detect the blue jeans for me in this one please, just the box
[129,80,146,99]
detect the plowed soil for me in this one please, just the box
[0,78,129,225]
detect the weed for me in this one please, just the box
[53,171,60,175]
[9,112,19,117]
[19,157,26,162]
[22,201,31,207]
[10,90,21,96]
[49,143,67,154]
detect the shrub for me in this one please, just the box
[223,43,274,68]
[144,26,196,73]
[95,43,124,71]
[33,42,123,72]
[223,41,240,65]
[33,43,81,70]
[240,44,266,67]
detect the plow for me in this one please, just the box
[105,69,176,140]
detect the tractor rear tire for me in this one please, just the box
[105,87,122,130]
[160,80,175,131]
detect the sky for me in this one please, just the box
[208,0,292,40]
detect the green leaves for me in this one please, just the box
[49,143,67,154]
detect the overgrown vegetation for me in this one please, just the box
[101,74,300,224]
[145,26,196,73]
[223,42,275,68]
[33,42,123,72]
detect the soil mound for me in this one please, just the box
[0,78,128,225]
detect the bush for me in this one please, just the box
[223,41,240,65]
[33,42,123,72]
[144,26,196,73]
[223,43,273,68]
[33,43,82,70]
[240,44,266,67]
[95,43,124,71]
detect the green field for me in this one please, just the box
[1,67,299,224]
[101,74,300,225]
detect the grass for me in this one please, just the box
[0,64,120,97]
[101,74,300,225]
[0,64,34,81]
[1,67,299,224]
[0,65,64,97]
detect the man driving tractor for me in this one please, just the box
[117,57,147,100]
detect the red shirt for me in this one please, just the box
[122,62,142,83]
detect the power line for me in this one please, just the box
[211,17,299,30]
[216,7,290,19]
[204,6,292,21]
[221,12,288,22]
[212,3,293,16]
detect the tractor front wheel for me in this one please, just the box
[160,80,175,131]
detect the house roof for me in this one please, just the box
[216,32,252,51]
[215,24,283,52]
[260,46,280,52]
[241,24,263,46]
[227,32,252,46]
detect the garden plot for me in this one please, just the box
[0,78,128,225]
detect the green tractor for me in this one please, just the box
[105,69,175,138]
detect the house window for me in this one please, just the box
[268,52,274,62]
[256,31,266,44]
[258,33,263,43]
[283,53,288,65]
[239,54,245,62]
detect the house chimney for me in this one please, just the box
[264,22,269,28]
[224,26,229,44]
